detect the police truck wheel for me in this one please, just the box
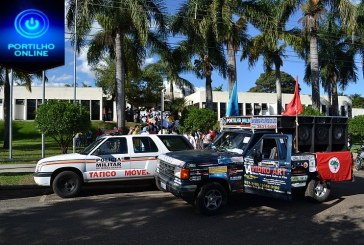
[195,182,227,215]
[305,179,330,202]
[52,171,82,198]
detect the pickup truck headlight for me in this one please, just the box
[174,167,190,180]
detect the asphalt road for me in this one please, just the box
[0,172,364,245]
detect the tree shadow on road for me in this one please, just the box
[0,176,363,244]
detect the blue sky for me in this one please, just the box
[37,0,363,97]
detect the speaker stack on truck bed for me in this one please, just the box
[276,116,348,153]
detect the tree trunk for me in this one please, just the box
[169,81,174,101]
[310,28,320,110]
[205,75,213,110]
[275,66,282,115]
[331,76,339,116]
[227,41,237,97]
[115,31,126,131]
[3,69,10,149]
[327,83,332,115]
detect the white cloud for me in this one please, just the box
[145,57,155,65]
[195,87,205,91]
[45,82,70,87]
[350,0,360,5]
[49,74,73,82]
[77,47,94,78]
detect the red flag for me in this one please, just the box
[316,151,353,182]
[283,76,303,116]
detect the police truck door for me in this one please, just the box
[86,137,130,181]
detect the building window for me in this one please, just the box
[246,103,252,115]
[262,103,268,111]
[27,99,36,120]
[16,99,25,105]
[0,99,3,105]
[213,102,218,113]
[340,106,346,116]
[254,103,261,115]
[91,100,100,120]
[238,103,243,115]
[220,103,226,117]
[348,106,352,118]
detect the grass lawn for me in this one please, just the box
[0,173,35,185]
[0,120,122,164]
[0,120,127,185]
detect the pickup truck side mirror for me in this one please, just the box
[253,149,262,165]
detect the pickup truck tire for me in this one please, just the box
[195,182,227,215]
[305,179,331,202]
[52,171,82,198]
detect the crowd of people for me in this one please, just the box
[77,107,219,149]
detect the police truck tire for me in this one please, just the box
[195,182,227,215]
[305,179,330,202]
[52,171,82,198]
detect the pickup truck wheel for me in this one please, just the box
[52,171,82,198]
[305,179,331,202]
[195,182,227,215]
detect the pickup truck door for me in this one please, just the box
[85,137,130,181]
[243,134,292,199]
[128,136,160,179]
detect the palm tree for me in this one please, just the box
[146,46,195,101]
[299,0,325,111]
[66,0,167,130]
[207,0,252,96]
[316,14,357,115]
[171,0,227,110]
[243,0,302,114]
[300,0,357,111]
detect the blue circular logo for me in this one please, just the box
[14,9,49,39]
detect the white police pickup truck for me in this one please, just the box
[34,134,193,198]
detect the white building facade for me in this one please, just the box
[0,87,354,121]
[0,86,109,121]
[185,91,353,119]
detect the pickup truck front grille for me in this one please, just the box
[159,160,175,177]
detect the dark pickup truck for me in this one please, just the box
[155,116,354,215]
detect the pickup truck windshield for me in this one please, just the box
[79,138,105,155]
[209,131,251,153]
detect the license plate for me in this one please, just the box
[161,182,166,190]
